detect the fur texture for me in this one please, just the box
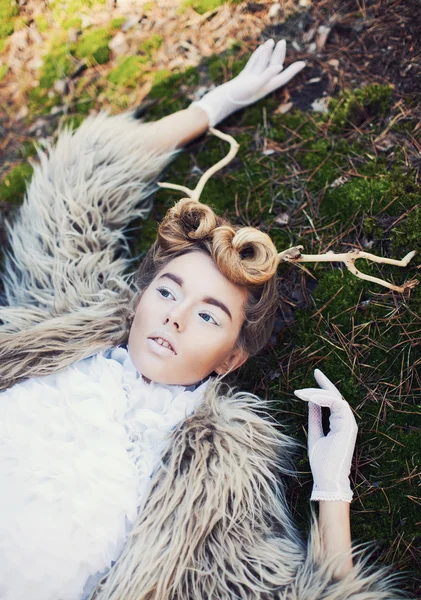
[0,110,410,598]
[0,111,180,391]
[92,380,407,600]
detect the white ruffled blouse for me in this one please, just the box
[0,346,212,600]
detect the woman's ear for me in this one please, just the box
[214,346,249,376]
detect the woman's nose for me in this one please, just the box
[164,304,187,331]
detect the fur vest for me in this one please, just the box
[0,110,408,599]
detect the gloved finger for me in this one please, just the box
[313,393,356,436]
[254,38,276,72]
[314,369,342,397]
[243,39,274,74]
[308,401,324,447]
[297,389,356,436]
[329,412,358,438]
[328,400,357,435]
[269,39,286,69]
[294,389,313,402]
[264,61,306,93]
[258,63,286,86]
[294,388,344,408]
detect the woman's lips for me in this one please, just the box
[146,338,176,357]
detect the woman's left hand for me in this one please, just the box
[294,369,358,503]
[188,39,306,127]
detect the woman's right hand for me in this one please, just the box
[294,370,358,503]
[188,39,306,127]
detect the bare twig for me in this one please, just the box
[277,247,418,293]
[157,127,239,199]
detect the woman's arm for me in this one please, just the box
[319,501,353,577]
[146,39,305,153]
[144,106,209,152]
[295,369,358,578]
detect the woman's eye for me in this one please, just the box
[156,288,218,325]
[199,313,218,326]
[157,287,174,300]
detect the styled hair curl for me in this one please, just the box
[134,198,280,363]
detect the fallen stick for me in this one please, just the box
[277,246,418,293]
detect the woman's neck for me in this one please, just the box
[140,373,211,390]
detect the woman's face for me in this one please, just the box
[128,250,249,386]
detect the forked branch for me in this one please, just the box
[277,247,418,293]
[157,127,239,200]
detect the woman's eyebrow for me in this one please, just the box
[158,272,233,321]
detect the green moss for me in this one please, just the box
[285,255,420,568]
[271,109,318,142]
[34,14,49,33]
[355,426,420,536]
[0,63,8,81]
[110,16,126,30]
[62,16,82,30]
[152,68,172,85]
[143,1,156,10]
[39,38,72,88]
[204,52,248,84]
[391,117,418,133]
[28,87,62,115]
[70,75,103,112]
[322,176,391,221]
[74,96,96,114]
[179,0,242,15]
[13,16,29,31]
[329,84,393,132]
[313,268,366,316]
[50,0,106,16]
[59,113,86,131]
[362,216,384,239]
[274,128,420,570]
[145,66,200,117]
[74,27,112,65]
[107,55,148,87]
[139,33,163,58]
[382,168,421,212]
[0,162,33,204]
[17,140,38,159]
[392,205,421,255]
[0,20,14,39]
[133,218,159,257]
[0,0,19,40]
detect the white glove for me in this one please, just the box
[188,38,306,127]
[294,369,358,503]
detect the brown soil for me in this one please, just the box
[263,0,421,111]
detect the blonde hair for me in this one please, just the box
[134,198,280,360]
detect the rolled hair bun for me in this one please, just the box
[157,198,217,253]
[157,198,279,286]
[212,225,279,286]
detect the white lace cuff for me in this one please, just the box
[311,489,353,503]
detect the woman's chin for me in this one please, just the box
[127,343,208,387]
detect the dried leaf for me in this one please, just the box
[274,101,293,114]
